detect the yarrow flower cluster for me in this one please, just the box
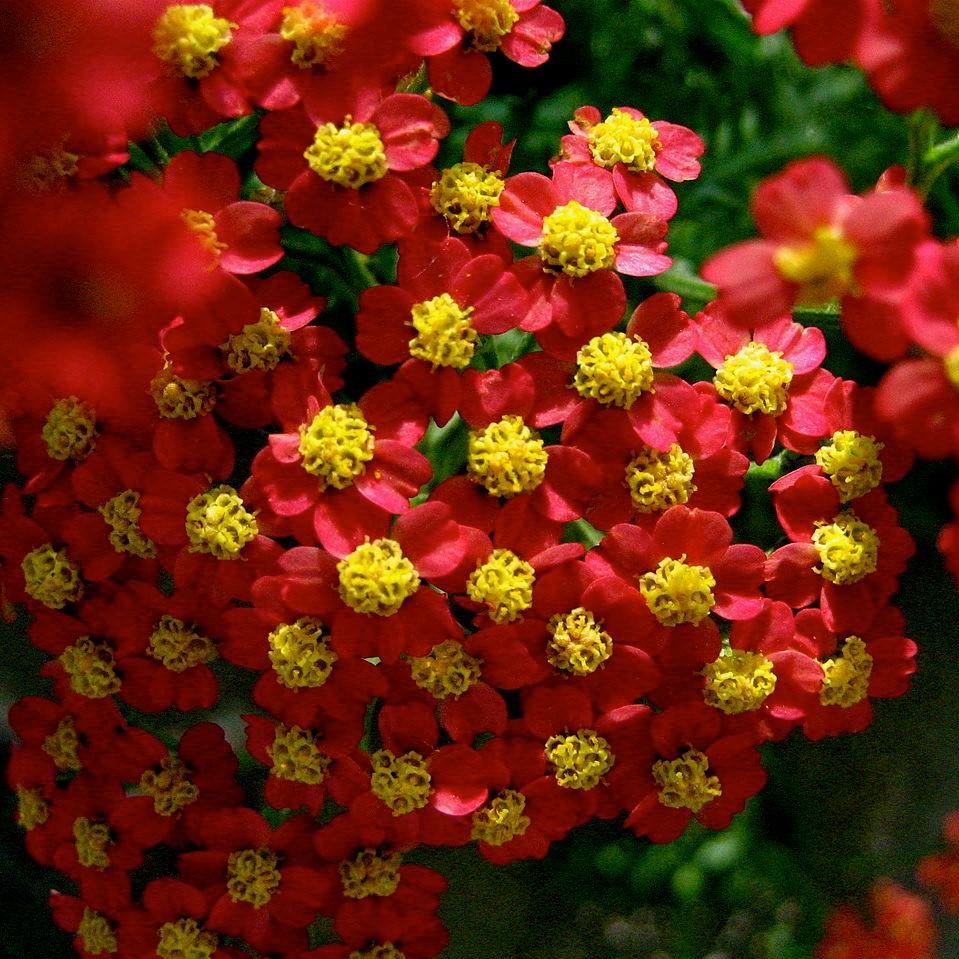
[1,0,956,955]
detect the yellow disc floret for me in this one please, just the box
[59,637,122,699]
[370,749,432,816]
[268,616,337,688]
[653,749,722,813]
[538,200,619,278]
[222,307,292,374]
[466,548,535,624]
[181,209,228,263]
[226,848,281,907]
[268,724,331,784]
[74,817,112,869]
[702,649,777,715]
[819,635,873,707]
[430,161,505,233]
[626,444,697,513]
[304,117,387,189]
[22,143,81,192]
[639,555,716,627]
[944,344,959,390]
[99,490,157,559]
[185,485,258,560]
[298,403,376,489]
[467,415,548,497]
[815,430,884,503]
[280,2,347,68]
[337,539,420,616]
[148,615,216,672]
[349,946,406,959]
[15,786,49,830]
[152,4,236,78]
[340,848,402,899]
[452,0,519,51]
[573,332,655,408]
[42,396,97,461]
[410,640,482,700]
[544,729,615,790]
[408,293,478,369]
[546,607,613,675]
[151,363,217,420]
[43,716,82,772]
[811,512,880,585]
[77,909,117,955]
[931,0,959,47]
[156,919,217,959]
[471,789,530,845]
[713,341,794,416]
[21,544,83,609]
[139,756,199,816]
[772,225,858,305]
[587,108,661,173]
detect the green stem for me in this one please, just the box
[346,248,379,290]
[654,270,717,303]
[919,131,959,196]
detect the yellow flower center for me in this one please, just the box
[148,615,216,672]
[772,225,858,305]
[268,724,332,784]
[226,848,281,908]
[16,786,49,830]
[538,200,619,278]
[370,749,432,816]
[815,430,884,503]
[410,640,482,699]
[430,161,505,233]
[626,444,697,513]
[811,512,880,585]
[340,849,402,899]
[471,789,530,845]
[181,209,228,264]
[349,946,406,959]
[151,363,217,420]
[819,636,873,707]
[544,729,615,790]
[280,2,347,68]
[587,109,661,173]
[222,307,292,374]
[185,485,258,560]
[152,4,236,78]
[59,637,122,699]
[702,649,777,715]
[22,144,81,191]
[139,756,199,816]
[943,344,959,390]
[156,919,217,959]
[42,396,97,461]
[78,909,117,956]
[466,548,535,624]
[653,749,722,813]
[298,403,376,488]
[713,341,794,416]
[21,544,84,609]
[98,490,157,559]
[639,555,716,627]
[467,415,548,498]
[304,117,387,189]
[546,607,613,676]
[268,617,337,688]
[43,716,82,772]
[408,293,478,369]
[452,0,519,50]
[931,0,959,45]
[336,539,420,616]
[74,816,112,869]
[573,332,655,409]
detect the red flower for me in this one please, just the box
[918,811,959,914]
[742,0,866,65]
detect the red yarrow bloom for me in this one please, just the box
[492,164,670,353]
[742,0,865,65]
[766,466,915,632]
[409,0,564,106]
[939,481,959,589]
[701,157,928,329]
[814,879,938,959]
[918,811,959,914]
[256,93,450,253]
[694,307,840,462]
[49,891,137,959]
[559,105,704,219]
[792,605,917,740]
